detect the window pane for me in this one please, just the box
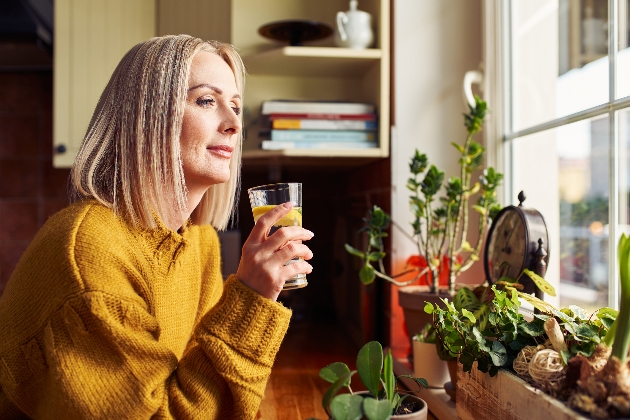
[619,109,630,245]
[617,0,630,99]
[512,0,608,132]
[511,115,610,312]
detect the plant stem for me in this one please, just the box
[373,267,431,287]
[612,234,630,362]
[455,207,488,275]
[425,197,438,293]
[447,132,474,293]
[457,134,473,245]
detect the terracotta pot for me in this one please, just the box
[412,340,449,388]
[398,286,452,353]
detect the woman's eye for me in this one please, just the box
[196,98,215,108]
[232,106,241,116]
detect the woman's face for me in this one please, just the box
[180,51,241,194]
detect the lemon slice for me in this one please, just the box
[252,205,302,226]
[252,205,276,222]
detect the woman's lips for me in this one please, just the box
[207,144,234,158]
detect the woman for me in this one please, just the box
[0,35,313,419]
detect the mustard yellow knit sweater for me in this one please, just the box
[0,200,292,419]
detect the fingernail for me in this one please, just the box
[305,229,314,238]
[282,202,292,209]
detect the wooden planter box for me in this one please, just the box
[456,362,589,420]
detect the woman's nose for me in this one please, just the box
[220,106,241,134]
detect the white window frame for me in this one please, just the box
[483,0,625,310]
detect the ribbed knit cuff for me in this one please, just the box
[198,276,291,367]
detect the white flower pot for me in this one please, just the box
[412,340,450,388]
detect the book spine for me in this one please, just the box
[261,101,375,115]
[268,113,376,121]
[272,119,377,130]
[262,141,378,150]
[270,130,376,142]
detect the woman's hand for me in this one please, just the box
[236,202,313,301]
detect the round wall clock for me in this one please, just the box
[484,191,550,295]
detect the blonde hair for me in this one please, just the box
[69,35,245,231]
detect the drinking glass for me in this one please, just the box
[247,183,307,290]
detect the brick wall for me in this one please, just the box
[0,72,71,293]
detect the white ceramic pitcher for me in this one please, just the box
[334,0,374,49]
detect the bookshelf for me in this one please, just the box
[235,0,391,163]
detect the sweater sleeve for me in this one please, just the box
[0,276,291,420]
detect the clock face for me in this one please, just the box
[486,209,527,282]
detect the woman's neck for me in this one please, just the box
[164,186,207,231]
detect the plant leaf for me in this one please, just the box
[472,205,487,215]
[460,240,474,252]
[451,142,465,154]
[322,370,357,414]
[362,398,393,420]
[398,374,429,389]
[357,341,383,398]
[596,307,619,321]
[453,287,479,311]
[518,321,545,337]
[344,244,365,258]
[522,268,556,297]
[516,291,556,313]
[568,305,589,321]
[320,362,351,385]
[367,252,386,262]
[360,263,376,285]
[383,350,395,403]
[489,340,508,366]
[469,182,481,195]
[461,308,476,323]
[330,394,364,420]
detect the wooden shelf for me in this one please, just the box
[241,148,387,167]
[243,46,382,77]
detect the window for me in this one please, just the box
[490,0,630,312]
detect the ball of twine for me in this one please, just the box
[528,349,565,386]
[513,346,538,379]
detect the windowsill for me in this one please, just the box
[392,356,459,420]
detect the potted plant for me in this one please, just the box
[345,95,503,355]
[425,244,629,420]
[412,323,449,389]
[316,341,429,420]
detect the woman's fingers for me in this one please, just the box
[250,202,293,242]
[279,259,313,280]
[264,226,314,256]
[269,241,313,266]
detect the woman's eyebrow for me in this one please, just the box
[188,83,240,99]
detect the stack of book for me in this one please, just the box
[259,100,378,150]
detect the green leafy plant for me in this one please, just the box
[345,95,503,294]
[533,304,618,365]
[319,341,428,420]
[426,285,543,376]
[425,281,618,377]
